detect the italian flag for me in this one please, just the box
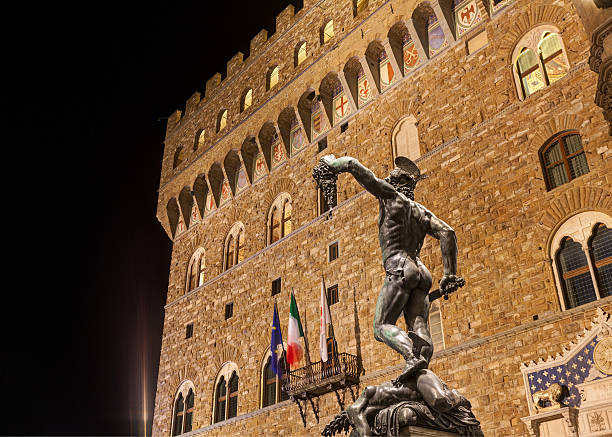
[287,291,304,367]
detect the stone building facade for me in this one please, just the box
[152,0,612,435]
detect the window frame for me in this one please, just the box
[511,26,570,101]
[539,130,588,191]
[224,223,245,270]
[171,380,196,436]
[549,212,612,311]
[268,194,293,245]
[260,349,289,408]
[213,363,240,424]
[186,248,205,292]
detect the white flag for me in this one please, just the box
[320,279,330,362]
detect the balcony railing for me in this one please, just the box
[284,352,362,399]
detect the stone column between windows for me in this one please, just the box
[582,243,602,300]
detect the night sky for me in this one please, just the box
[6,1,301,434]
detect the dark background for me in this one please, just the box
[5,1,301,434]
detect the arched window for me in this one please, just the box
[267,66,280,91]
[173,147,184,169]
[295,41,307,67]
[186,248,205,292]
[173,393,184,436]
[429,301,444,351]
[214,377,227,423]
[590,224,612,298]
[512,27,569,100]
[392,115,420,161]
[353,0,368,16]
[268,194,292,245]
[321,20,334,44]
[194,129,206,151]
[550,212,612,310]
[261,352,289,407]
[172,381,195,436]
[557,237,596,309]
[184,390,194,432]
[228,372,239,418]
[224,223,245,270]
[538,32,569,86]
[241,88,253,112]
[213,363,239,423]
[540,131,589,191]
[217,109,228,132]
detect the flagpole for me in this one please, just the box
[322,275,337,340]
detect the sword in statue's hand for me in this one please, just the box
[428,275,465,302]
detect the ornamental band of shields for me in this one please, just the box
[305,156,482,436]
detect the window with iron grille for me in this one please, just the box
[557,237,596,309]
[327,284,339,306]
[329,242,339,261]
[225,303,234,320]
[185,323,194,339]
[272,278,282,296]
[540,131,589,191]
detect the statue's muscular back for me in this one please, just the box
[378,192,430,264]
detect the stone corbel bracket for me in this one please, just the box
[588,19,612,135]
[520,407,580,437]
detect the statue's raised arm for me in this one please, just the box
[317,154,396,199]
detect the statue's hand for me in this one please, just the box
[439,275,465,296]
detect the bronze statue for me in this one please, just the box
[313,155,481,436]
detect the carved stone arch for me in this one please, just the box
[530,113,587,147]
[498,4,573,63]
[380,100,420,162]
[171,362,199,392]
[263,178,298,215]
[211,344,241,375]
[539,187,612,236]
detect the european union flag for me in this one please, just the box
[270,302,284,378]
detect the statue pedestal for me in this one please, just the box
[398,426,460,436]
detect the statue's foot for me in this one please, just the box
[392,357,428,386]
[407,331,431,356]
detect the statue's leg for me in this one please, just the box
[373,275,414,361]
[404,261,434,363]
